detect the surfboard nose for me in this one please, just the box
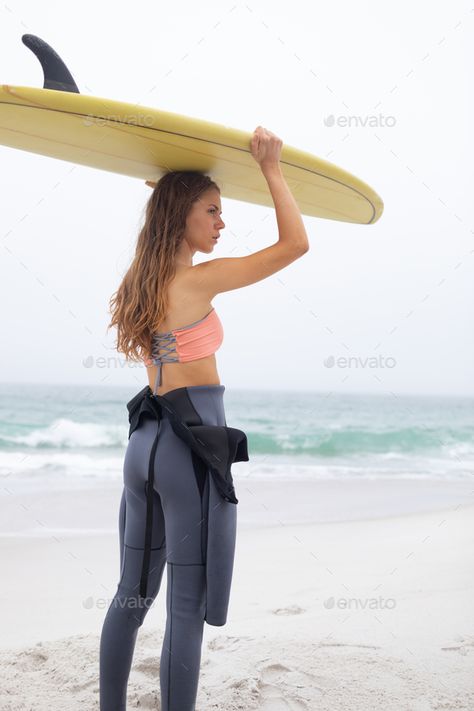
[21,34,80,94]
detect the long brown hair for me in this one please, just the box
[107,170,220,363]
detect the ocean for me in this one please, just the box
[0,382,473,493]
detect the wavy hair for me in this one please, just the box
[107,170,220,363]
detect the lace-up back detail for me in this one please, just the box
[144,307,224,394]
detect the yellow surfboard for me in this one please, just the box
[0,35,383,225]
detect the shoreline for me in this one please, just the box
[0,476,472,537]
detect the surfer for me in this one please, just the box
[99,125,310,711]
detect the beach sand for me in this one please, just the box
[0,477,473,710]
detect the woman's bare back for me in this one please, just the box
[146,265,221,396]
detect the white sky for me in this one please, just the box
[0,0,472,397]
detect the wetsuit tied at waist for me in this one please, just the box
[125,385,249,626]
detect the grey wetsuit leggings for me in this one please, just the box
[99,384,234,711]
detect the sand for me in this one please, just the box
[0,477,473,710]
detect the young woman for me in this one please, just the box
[99,126,310,711]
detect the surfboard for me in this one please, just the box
[0,35,383,225]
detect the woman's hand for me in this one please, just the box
[250,126,283,174]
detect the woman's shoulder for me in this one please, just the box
[170,263,213,302]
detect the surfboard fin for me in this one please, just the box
[21,34,80,94]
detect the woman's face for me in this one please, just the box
[183,188,225,254]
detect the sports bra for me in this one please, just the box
[144,307,224,394]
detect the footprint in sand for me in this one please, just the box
[134,656,159,675]
[135,690,160,709]
[29,648,49,664]
[207,634,254,651]
[441,635,474,656]
[257,663,310,710]
[14,647,49,672]
[271,605,306,616]
[319,641,381,650]
[68,677,97,693]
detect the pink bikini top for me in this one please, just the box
[144,307,224,394]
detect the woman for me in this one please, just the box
[99,126,310,710]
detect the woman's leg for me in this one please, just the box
[99,424,167,711]
[153,415,208,711]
